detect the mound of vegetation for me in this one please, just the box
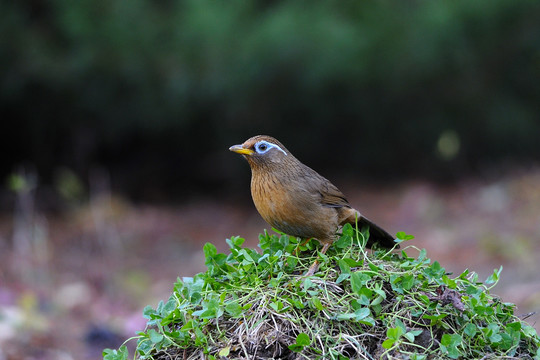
[104,225,539,359]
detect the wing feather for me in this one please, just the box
[296,163,350,208]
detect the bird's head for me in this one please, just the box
[229,135,292,169]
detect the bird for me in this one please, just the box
[229,135,397,275]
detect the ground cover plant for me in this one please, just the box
[104,225,539,359]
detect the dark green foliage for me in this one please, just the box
[104,226,539,359]
[2,0,540,195]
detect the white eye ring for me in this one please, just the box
[255,141,287,156]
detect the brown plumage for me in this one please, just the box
[229,135,396,275]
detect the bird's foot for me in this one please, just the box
[303,242,331,276]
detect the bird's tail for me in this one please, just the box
[344,210,398,249]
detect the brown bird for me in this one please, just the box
[229,135,396,275]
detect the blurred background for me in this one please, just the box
[1,0,540,358]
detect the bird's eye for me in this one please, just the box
[254,140,287,156]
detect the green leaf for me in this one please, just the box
[387,325,405,341]
[506,321,521,332]
[338,259,351,274]
[203,242,217,259]
[303,278,315,290]
[368,263,382,272]
[225,301,243,317]
[161,297,177,316]
[335,312,358,321]
[190,291,202,305]
[463,323,477,337]
[489,333,503,344]
[465,284,482,297]
[296,333,311,346]
[416,248,427,262]
[193,298,223,319]
[285,256,297,270]
[403,332,415,342]
[334,233,353,249]
[341,223,354,237]
[311,296,324,311]
[404,329,423,342]
[371,286,386,306]
[359,316,376,326]
[103,345,129,360]
[180,319,195,331]
[218,346,231,357]
[137,338,153,356]
[239,249,254,263]
[142,305,157,320]
[395,318,406,333]
[396,231,415,241]
[522,324,538,338]
[498,333,516,351]
[401,274,416,290]
[485,266,503,285]
[440,333,462,359]
[342,258,363,267]
[441,275,455,289]
[382,338,395,349]
[422,313,448,326]
[336,273,350,284]
[335,307,371,322]
[288,333,311,352]
[148,329,164,344]
[357,286,373,304]
[354,307,371,320]
[258,253,270,263]
[226,236,245,249]
[269,300,284,312]
[350,272,371,294]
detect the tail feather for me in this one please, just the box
[341,209,397,249]
[356,216,398,249]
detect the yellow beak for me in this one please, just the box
[229,144,254,155]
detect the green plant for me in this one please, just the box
[104,225,539,359]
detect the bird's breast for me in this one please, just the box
[250,171,337,240]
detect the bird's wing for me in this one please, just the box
[298,164,350,208]
[319,180,350,208]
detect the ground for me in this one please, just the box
[0,169,539,359]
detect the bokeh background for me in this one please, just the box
[1,0,540,359]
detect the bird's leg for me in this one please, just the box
[304,242,332,276]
